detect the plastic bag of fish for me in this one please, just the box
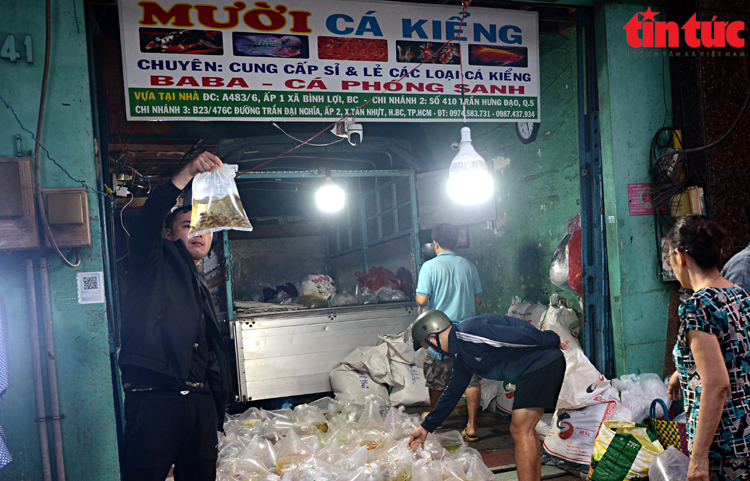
[218,396,495,481]
[188,163,253,237]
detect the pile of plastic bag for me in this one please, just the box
[218,396,496,481]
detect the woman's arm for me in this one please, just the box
[687,329,730,481]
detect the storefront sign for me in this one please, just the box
[118,0,540,122]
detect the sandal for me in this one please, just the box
[461,428,479,442]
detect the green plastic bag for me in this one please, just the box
[588,421,664,481]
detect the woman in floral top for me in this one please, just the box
[666,215,750,481]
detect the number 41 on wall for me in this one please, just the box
[2,35,33,63]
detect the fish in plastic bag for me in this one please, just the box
[189,164,253,237]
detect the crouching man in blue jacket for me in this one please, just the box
[407,310,568,481]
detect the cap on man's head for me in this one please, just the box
[411,310,452,351]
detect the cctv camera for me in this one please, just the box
[346,122,363,146]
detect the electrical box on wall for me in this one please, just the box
[41,188,92,248]
[0,157,40,250]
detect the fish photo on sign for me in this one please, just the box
[232,33,309,58]
[395,41,460,64]
[468,45,527,67]
[138,28,223,55]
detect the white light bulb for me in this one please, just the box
[316,178,345,212]
[447,127,494,205]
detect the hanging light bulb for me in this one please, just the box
[316,177,345,212]
[447,126,494,204]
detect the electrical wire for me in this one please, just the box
[34,0,81,269]
[120,192,134,237]
[240,0,472,174]
[272,123,345,146]
[653,83,750,168]
[458,0,468,125]
[0,93,109,197]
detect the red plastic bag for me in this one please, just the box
[549,214,582,296]
[355,267,401,292]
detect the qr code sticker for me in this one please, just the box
[82,275,99,291]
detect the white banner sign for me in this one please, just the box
[118,0,540,122]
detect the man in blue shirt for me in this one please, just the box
[407,310,568,481]
[416,224,483,441]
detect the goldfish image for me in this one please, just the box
[397,45,414,62]
[471,46,526,66]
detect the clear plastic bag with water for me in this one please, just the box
[189,164,253,237]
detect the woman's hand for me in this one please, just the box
[667,370,681,401]
[687,455,710,481]
[559,339,570,350]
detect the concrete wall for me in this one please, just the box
[0,0,120,479]
[418,30,581,317]
[595,2,672,377]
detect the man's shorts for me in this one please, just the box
[513,353,566,413]
[423,354,482,391]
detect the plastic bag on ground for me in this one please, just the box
[332,292,358,306]
[336,445,369,472]
[293,457,342,481]
[336,465,384,481]
[276,429,314,473]
[295,405,329,433]
[318,437,344,465]
[412,459,442,481]
[189,164,253,237]
[359,398,385,429]
[612,373,671,422]
[220,457,270,481]
[441,459,468,481]
[239,407,267,427]
[464,455,494,481]
[238,435,279,471]
[356,286,378,305]
[389,361,430,407]
[310,397,344,415]
[375,286,408,303]
[648,446,690,481]
[435,431,465,455]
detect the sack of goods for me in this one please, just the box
[188,164,253,237]
[219,397,497,481]
[542,401,618,475]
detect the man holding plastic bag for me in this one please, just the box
[119,152,232,481]
[407,310,568,481]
